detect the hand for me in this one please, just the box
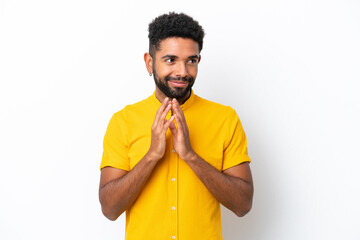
[147,97,175,161]
[169,98,197,161]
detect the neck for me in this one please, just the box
[155,88,191,105]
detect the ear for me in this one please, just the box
[144,52,153,75]
[198,55,201,63]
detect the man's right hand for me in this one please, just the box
[100,97,174,220]
[146,97,175,161]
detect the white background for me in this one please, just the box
[1,0,359,239]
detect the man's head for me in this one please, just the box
[148,12,205,57]
[144,12,205,101]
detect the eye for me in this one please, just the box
[166,58,175,63]
[188,59,197,64]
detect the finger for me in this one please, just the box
[172,98,186,119]
[159,97,170,116]
[168,118,178,136]
[163,115,175,131]
[174,114,184,135]
[154,97,169,120]
[153,97,169,126]
[159,103,172,125]
[171,100,187,131]
[171,99,181,117]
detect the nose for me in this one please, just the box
[175,62,188,78]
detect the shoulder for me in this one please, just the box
[112,95,154,120]
[193,95,236,118]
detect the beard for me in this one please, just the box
[153,68,194,99]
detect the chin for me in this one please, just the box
[170,90,190,99]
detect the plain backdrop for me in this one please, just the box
[1,0,359,239]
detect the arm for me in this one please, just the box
[169,99,253,217]
[99,97,175,221]
[182,156,253,217]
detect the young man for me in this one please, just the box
[99,12,253,240]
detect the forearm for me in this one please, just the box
[99,154,158,220]
[185,154,253,217]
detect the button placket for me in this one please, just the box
[169,140,178,239]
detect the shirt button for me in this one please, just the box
[171,178,175,182]
[172,236,176,239]
[172,149,175,153]
[172,206,175,210]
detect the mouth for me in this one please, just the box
[168,80,188,88]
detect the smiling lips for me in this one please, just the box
[169,80,188,87]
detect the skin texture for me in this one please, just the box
[99,37,253,220]
[145,37,200,105]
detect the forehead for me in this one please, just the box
[156,37,200,57]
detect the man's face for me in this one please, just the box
[152,37,200,99]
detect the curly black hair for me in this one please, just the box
[148,12,205,56]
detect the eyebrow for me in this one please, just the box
[161,54,178,59]
[188,55,200,59]
[161,54,199,59]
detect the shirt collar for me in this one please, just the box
[151,89,196,111]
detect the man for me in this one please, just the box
[99,12,253,240]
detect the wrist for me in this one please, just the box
[181,150,198,162]
[144,151,161,163]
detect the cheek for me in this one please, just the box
[155,64,173,77]
[188,66,198,77]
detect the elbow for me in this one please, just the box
[235,207,251,217]
[234,201,252,217]
[101,205,122,221]
[102,209,117,221]
[235,183,254,217]
[99,192,124,221]
[100,196,124,221]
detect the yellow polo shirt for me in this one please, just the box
[101,91,251,240]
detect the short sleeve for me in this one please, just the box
[222,109,251,171]
[100,112,130,171]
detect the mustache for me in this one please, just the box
[165,76,194,82]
